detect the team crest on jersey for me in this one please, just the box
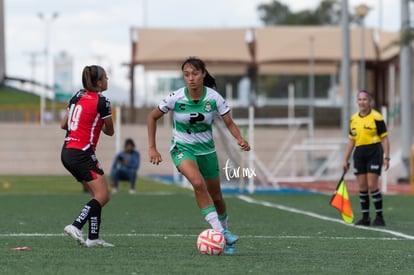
[204,102,212,112]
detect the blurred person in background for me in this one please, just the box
[110,138,140,194]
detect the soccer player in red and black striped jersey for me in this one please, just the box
[61,65,115,247]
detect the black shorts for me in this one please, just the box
[61,147,104,182]
[353,143,383,176]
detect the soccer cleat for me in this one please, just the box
[128,189,136,194]
[354,217,371,226]
[111,188,118,195]
[64,224,85,245]
[372,216,386,226]
[221,229,239,245]
[223,243,236,255]
[85,238,114,248]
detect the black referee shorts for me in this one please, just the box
[353,143,383,176]
[61,147,104,182]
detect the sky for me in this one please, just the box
[4,0,402,104]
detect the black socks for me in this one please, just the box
[371,189,383,217]
[359,191,370,219]
[359,189,383,218]
[72,199,102,240]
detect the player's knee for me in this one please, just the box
[100,195,110,206]
[96,190,110,206]
[191,177,205,188]
[104,195,110,205]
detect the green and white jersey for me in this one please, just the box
[158,86,230,155]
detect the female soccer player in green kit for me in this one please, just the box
[147,57,250,255]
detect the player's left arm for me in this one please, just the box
[375,117,390,170]
[381,135,390,171]
[60,109,68,130]
[102,117,114,136]
[99,96,114,136]
[221,112,250,151]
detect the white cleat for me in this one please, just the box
[85,238,115,248]
[64,224,85,246]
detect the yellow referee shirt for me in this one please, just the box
[348,109,388,147]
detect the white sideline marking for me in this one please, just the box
[2,195,413,242]
[0,233,406,241]
[238,195,414,240]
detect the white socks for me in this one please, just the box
[204,211,224,232]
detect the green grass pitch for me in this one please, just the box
[1,175,414,274]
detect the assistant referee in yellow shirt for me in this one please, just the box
[343,90,390,226]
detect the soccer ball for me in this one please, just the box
[196,229,225,255]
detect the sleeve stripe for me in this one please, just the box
[220,110,230,116]
[158,106,168,113]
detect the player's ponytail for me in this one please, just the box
[203,70,216,89]
[82,65,105,92]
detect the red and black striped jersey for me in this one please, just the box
[63,89,112,151]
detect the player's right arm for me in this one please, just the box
[342,139,355,172]
[147,108,165,165]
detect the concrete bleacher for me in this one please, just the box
[0,121,407,186]
[0,122,326,176]
[0,122,174,177]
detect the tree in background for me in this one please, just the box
[258,0,342,26]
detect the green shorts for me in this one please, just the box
[170,146,219,179]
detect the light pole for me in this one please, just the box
[24,51,43,93]
[0,0,6,85]
[341,0,351,137]
[354,4,370,90]
[245,27,256,194]
[308,36,315,140]
[38,12,58,125]
[307,35,315,176]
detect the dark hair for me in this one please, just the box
[82,65,105,92]
[203,71,217,89]
[358,89,372,99]
[124,138,135,148]
[181,56,206,73]
[181,56,216,89]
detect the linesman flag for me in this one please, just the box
[329,171,354,223]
